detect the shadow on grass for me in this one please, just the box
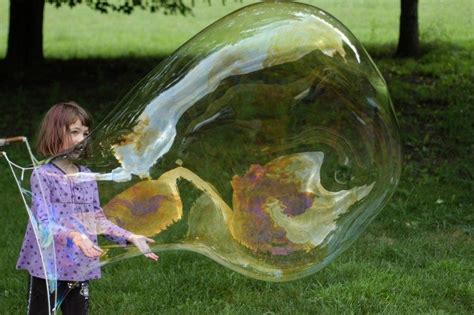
[365,39,472,60]
[0,40,471,140]
[0,56,169,136]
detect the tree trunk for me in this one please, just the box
[6,0,45,67]
[396,0,420,57]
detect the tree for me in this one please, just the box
[5,0,193,68]
[6,0,45,67]
[396,0,420,57]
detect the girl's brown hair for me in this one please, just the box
[36,101,92,157]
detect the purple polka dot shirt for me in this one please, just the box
[16,163,132,281]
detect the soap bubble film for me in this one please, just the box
[44,1,403,284]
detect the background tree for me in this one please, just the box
[6,0,45,67]
[396,0,420,57]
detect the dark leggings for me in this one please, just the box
[27,276,89,315]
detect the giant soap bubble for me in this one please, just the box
[54,1,402,283]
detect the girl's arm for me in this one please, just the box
[30,168,72,245]
[91,180,158,260]
[91,181,133,244]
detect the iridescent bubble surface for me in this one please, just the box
[68,1,400,281]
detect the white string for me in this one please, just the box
[23,136,40,165]
[1,137,55,315]
[1,153,34,172]
[1,138,36,185]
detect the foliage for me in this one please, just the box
[47,0,234,15]
[47,0,194,15]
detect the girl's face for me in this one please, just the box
[63,119,90,154]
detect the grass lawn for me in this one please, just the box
[0,0,473,58]
[0,0,473,314]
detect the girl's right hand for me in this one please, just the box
[71,232,104,258]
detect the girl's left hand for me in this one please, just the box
[127,234,159,261]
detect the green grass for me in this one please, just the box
[0,0,473,314]
[1,0,473,58]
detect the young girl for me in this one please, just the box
[16,101,158,315]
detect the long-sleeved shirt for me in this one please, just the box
[16,163,132,281]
